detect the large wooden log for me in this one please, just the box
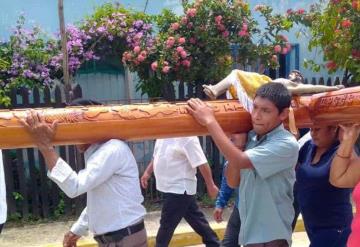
[0,86,360,149]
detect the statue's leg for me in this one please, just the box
[210,70,239,98]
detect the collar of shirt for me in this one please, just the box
[249,123,285,143]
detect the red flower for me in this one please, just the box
[341,19,352,28]
[326,61,337,70]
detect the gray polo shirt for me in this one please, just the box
[238,124,299,245]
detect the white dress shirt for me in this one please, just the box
[153,137,208,195]
[48,139,146,236]
[0,150,6,224]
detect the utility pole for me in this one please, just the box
[58,0,72,103]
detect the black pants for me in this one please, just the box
[222,206,241,247]
[0,223,3,234]
[155,193,220,247]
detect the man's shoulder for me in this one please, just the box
[100,139,130,153]
[269,129,299,149]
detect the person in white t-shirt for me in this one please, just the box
[141,136,220,247]
[20,99,147,247]
[0,150,6,234]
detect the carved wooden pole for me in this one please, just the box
[0,86,359,149]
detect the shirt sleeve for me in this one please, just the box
[48,143,124,198]
[245,137,299,179]
[70,207,89,236]
[215,162,234,208]
[183,137,208,168]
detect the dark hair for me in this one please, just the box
[255,82,291,113]
[68,98,103,107]
[289,69,304,83]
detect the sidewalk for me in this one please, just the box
[0,207,309,247]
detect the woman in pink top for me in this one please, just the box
[330,124,360,247]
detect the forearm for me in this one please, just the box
[225,163,240,188]
[330,139,355,187]
[290,84,337,94]
[39,146,59,171]
[199,164,216,187]
[144,160,154,175]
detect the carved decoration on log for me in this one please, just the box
[0,86,359,149]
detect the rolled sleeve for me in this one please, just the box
[183,138,207,168]
[47,158,73,183]
[70,208,89,236]
[245,138,299,179]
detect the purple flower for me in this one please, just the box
[134,20,144,29]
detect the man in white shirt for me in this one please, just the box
[141,137,220,247]
[0,150,6,234]
[21,99,147,247]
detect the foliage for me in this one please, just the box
[123,0,297,97]
[0,15,60,105]
[289,0,360,84]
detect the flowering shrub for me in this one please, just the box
[123,0,298,97]
[0,15,60,105]
[289,0,360,84]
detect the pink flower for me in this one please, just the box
[254,4,265,11]
[238,30,249,37]
[286,9,293,15]
[222,31,230,38]
[274,45,282,53]
[151,61,158,71]
[181,60,191,68]
[297,9,305,14]
[187,22,194,29]
[286,43,292,51]
[180,50,187,59]
[242,23,248,31]
[133,46,141,53]
[353,1,359,9]
[140,51,147,57]
[125,53,132,60]
[341,19,352,28]
[187,8,197,18]
[189,37,196,44]
[137,55,145,62]
[166,37,175,48]
[218,24,226,31]
[215,15,223,24]
[181,17,188,25]
[163,61,169,66]
[326,60,337,70]
[178,37,186,44]
[170,22,180,31]
[281,47,289,55]
[162,66,170,73]
[176,46,184,53]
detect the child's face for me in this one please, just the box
[231,133,247,150]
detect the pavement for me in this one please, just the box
[0,207,309,247]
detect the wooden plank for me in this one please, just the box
[318,77,325,85]
[3,150,17,215]
[326,78,332,86]
[60,146,72,216]
[26,148,40,217]
[15,149,29,218]
[38,151,50,218]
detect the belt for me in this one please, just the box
[94,220,145,244]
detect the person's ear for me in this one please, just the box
[279,108,289,121]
